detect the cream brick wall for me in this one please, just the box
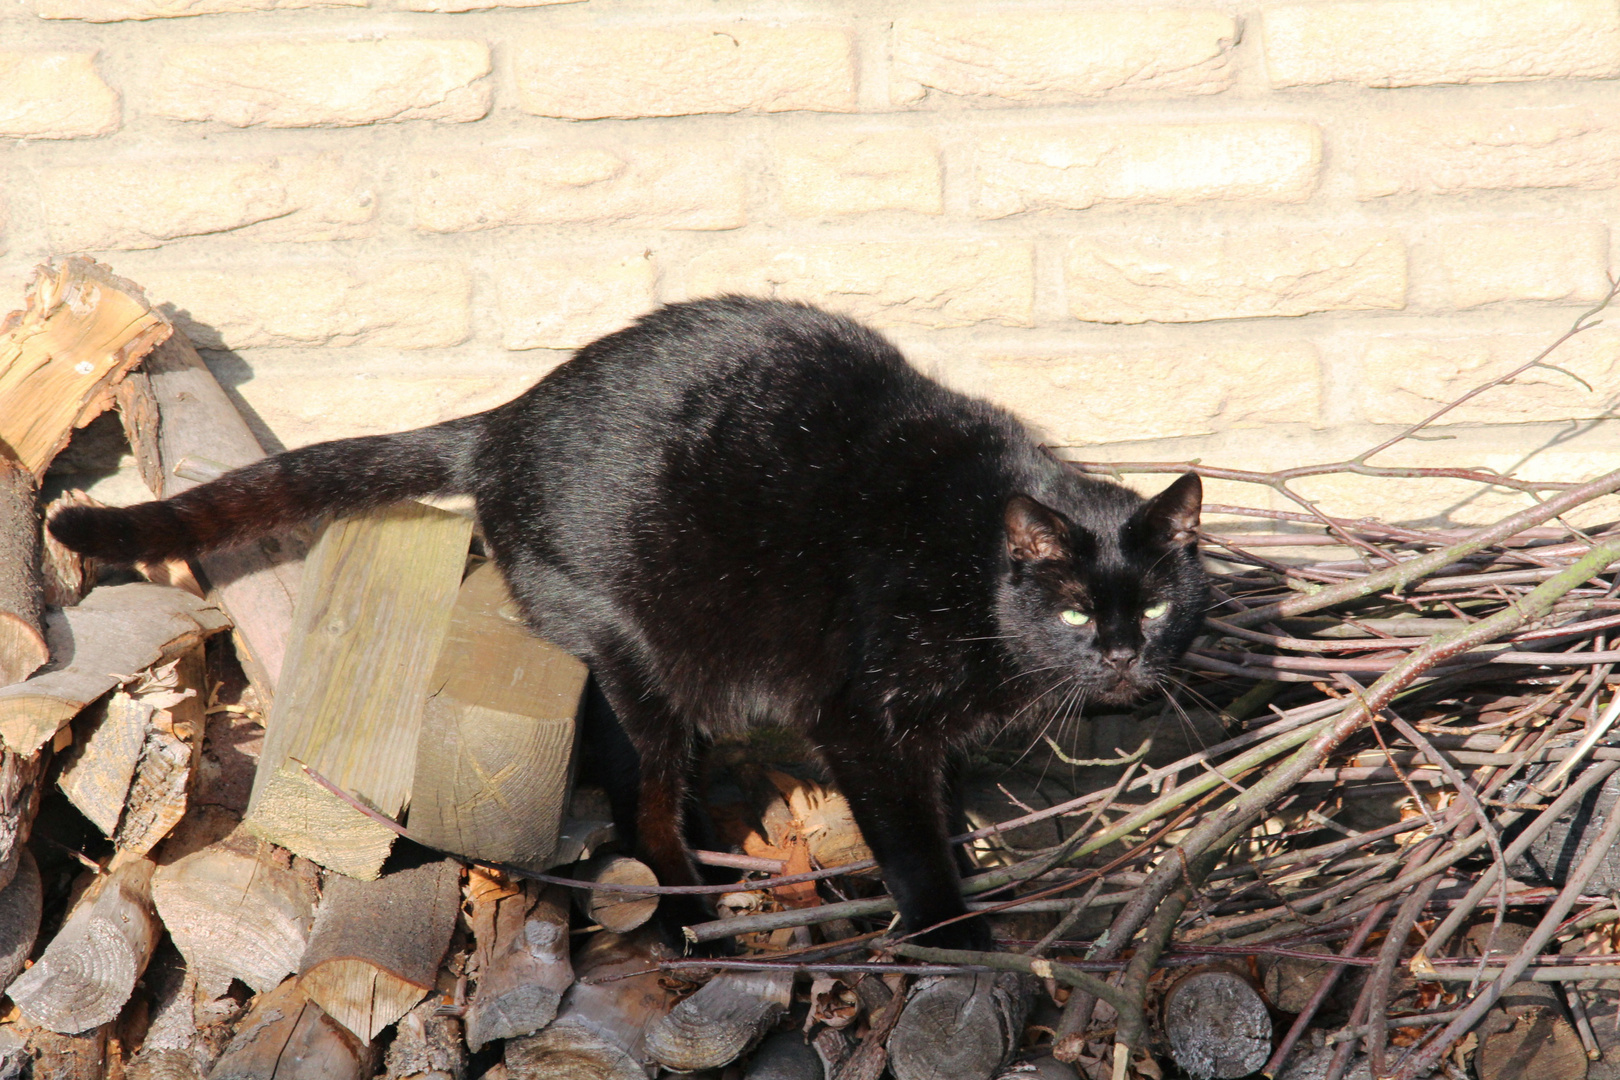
[3,0,1618,527]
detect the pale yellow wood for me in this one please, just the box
[245,501,472,875]
[409,560,586,869]
[243,764,396,880]
[0,257,170,479]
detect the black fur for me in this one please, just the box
[50,296,1206,950]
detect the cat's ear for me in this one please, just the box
[1005,495,1070,563]
[1141,472,1202,548]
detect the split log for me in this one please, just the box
[8,857,160,1034]
[0,257,171,478]
[409,560,586,870]
[995,1059,1080,1080]
[0,845,41,993]
[298,857,461,1042]
[753,771,875,872]
[831,973,905,1080]
[382,990,465,1080]
[152,829,317,996]
[1469,923,1588,1080]
[207,977,373,1080]
[550,814,617,868]
[20,1024,108,1080]
[40,490,95,608]
[886,973,1034,1080]
[245,502,472,879]
[1161,967,1272,1080]
[1262,944,1336,1014]
[1511,766,1620,892]
[0,582,228,756]
[572,853,659,934]
[464,879,573,1052]
[0,257,170,687]
[58,645,205,855]
[127,943,242,1080]
[0,454,45,687]
[503,929,673,1080]
[746,1027,825,1080]
[116,332,304,702]
[0,739,44,889]
[645,969,794,1073]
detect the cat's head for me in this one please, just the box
[994,472,1206,707]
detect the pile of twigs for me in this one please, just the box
[590,280,1620,1080]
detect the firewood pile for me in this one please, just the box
[5,258,1620,1080]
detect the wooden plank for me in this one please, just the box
[0,256,170,480]
[122,332,305,701]
[297,858,461,1043]
[8,858,161,1034]
[245,502,471,878]
[0,582,229,756]
[408,559,585,869]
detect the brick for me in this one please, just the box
[1357,329,1620,426]
[892,9,1235,104]
[149,40,490,128]
[1263,0,1620,88]
[35,0,361,20]
[1422,223,1610,309]
[1066,229,1406,324]
[498,253,657,350]
[0,52,119,138]
[513,25,856,119]
[772,133,942,217]
[937,342,1321,445]
[412,144,744,233]
[1354,107,1620,198]
[670,242,1034,329]
[402,0,574,9]
[229,365,524,449]
[974,122,1320,217]
[41,154,375,251]
[137,261,471,349]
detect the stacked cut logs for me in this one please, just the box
[9,260,1620,1080]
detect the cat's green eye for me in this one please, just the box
[1060,609,1089,626]
[1143,602,1169,621]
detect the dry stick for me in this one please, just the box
[1391,771,1620,1080]
[1220,467,1620,630]
[1421,757,1620,960]
[1056,535,1620,1058]
[1363,854,1447,1076]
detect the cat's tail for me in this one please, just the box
[47,414,486,564]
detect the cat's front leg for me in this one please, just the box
[818,732,995,952]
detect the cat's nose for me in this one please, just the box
[1103,645,1137,672]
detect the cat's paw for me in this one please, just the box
[912,915,996,953]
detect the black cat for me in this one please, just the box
[50,296,1206,950]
